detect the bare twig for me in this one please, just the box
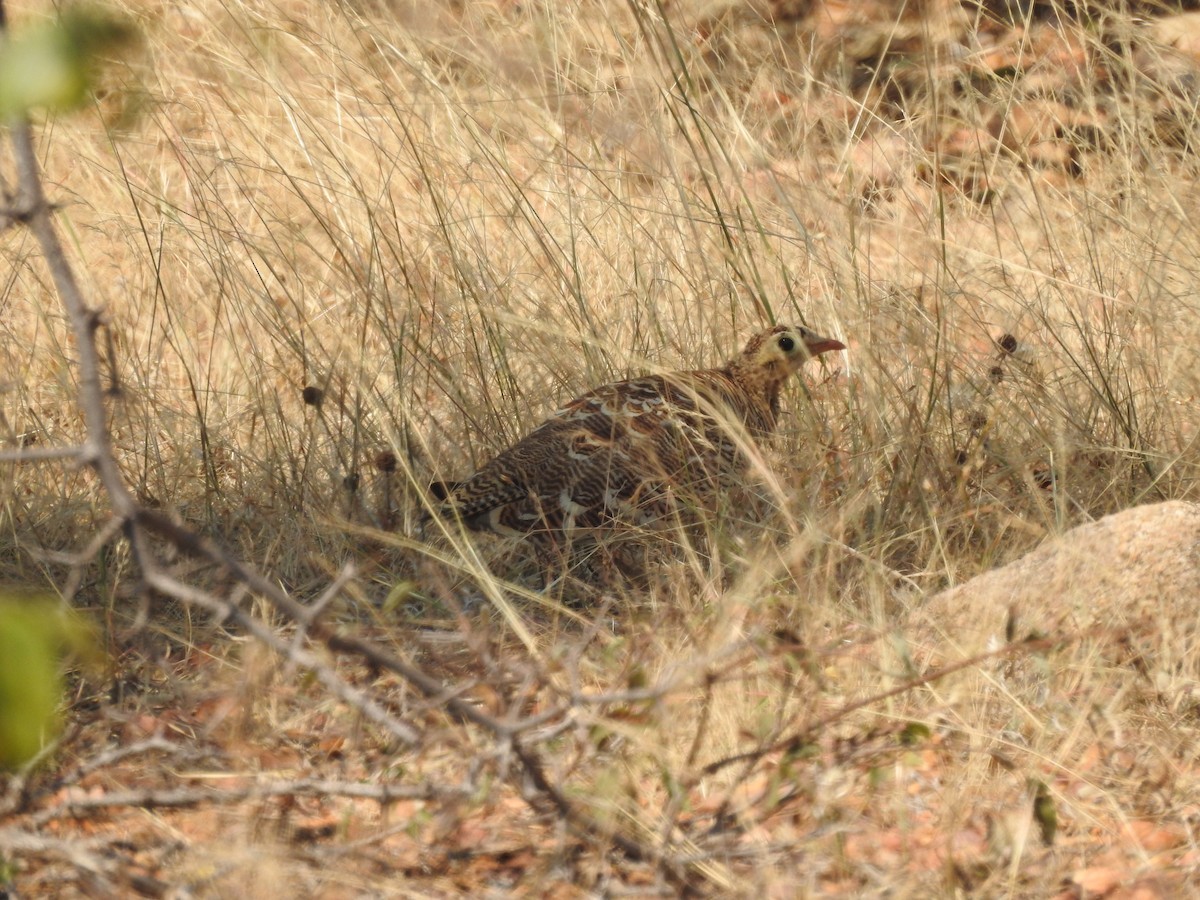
[135,509,672,867]
[696,625,1134,779]
[7,113,137,526]
[0,828,116,890]
[25,516,128,602]
[139,566,424,746]
[0,444,88,462]
[52,737,186,792]
[29,779,453,826]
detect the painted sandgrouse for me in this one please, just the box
[429,324,845,547]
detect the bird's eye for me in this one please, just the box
[778,335,795,352]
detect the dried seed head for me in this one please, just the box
[374,450,398,473]
[996,334,1019,355]
[302,385,324,407]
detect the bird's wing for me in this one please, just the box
[560,373,754,494]
[436,371,760,532]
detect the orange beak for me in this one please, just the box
[803,333,847,357]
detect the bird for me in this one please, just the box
[429,324,845,554]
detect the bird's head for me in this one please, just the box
[734,324,846,385]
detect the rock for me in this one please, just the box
[922,501,1200,677]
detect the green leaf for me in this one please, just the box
[0,594,98,769]
[899,721,931,746]
[0,6,137,117]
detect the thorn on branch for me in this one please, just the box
[1,201,34,228]
[2,197,64,229]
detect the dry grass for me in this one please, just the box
[4,0,1200,895]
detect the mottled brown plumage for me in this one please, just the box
[431,324,845,542]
